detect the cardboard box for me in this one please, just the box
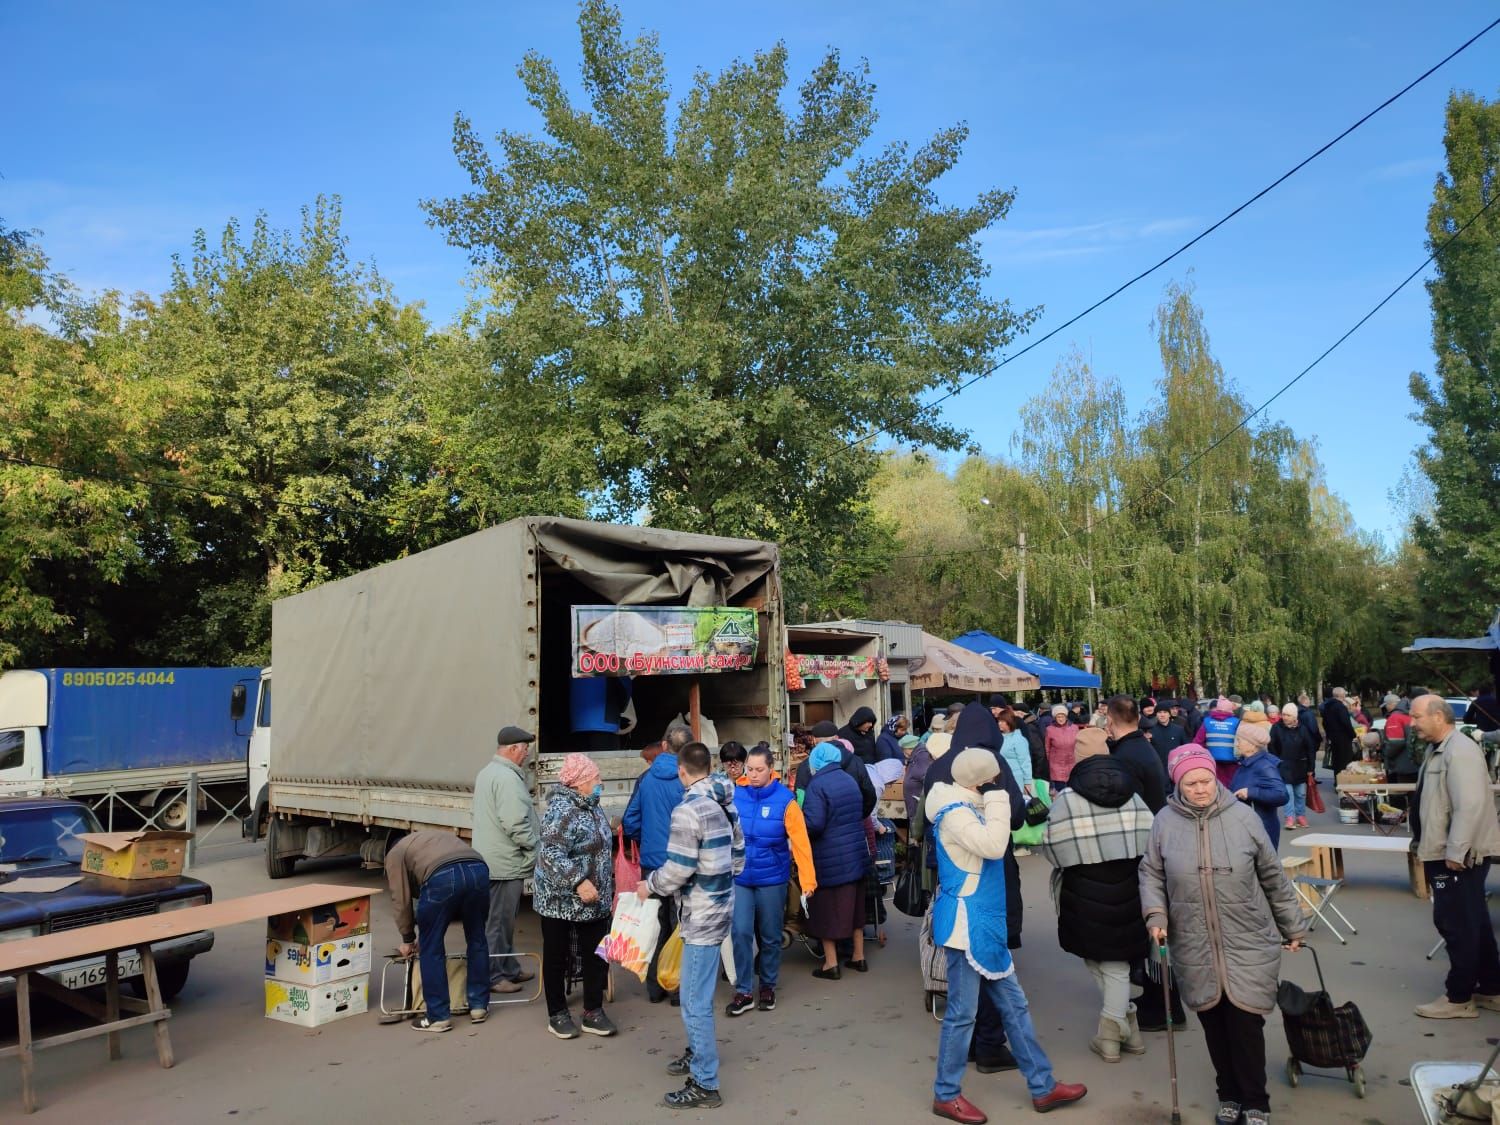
[265,934,372,985]
[1336,767,1384,788]
[267,895,371,945]
[264,975,369,1027]
[78,831,192,880]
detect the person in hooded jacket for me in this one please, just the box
[919,701,1028,1074]
[905,713,949,822]
[1040,742,1154,1063]
[839,706,882,766]
[876,715,908,763]
[623,725,688,1003]
[1105,696,1167,814]
[802,740,870,977]
[1140,747,1306,1125]
[794,721,877,817]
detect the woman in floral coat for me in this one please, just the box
[534,753,617,1041]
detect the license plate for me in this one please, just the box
[59,953,143,990]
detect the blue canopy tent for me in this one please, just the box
[951,630,1101,690]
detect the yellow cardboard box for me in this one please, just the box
[78,830,192,880]
[265,975,369,1027]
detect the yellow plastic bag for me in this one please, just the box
[656,926,684,993]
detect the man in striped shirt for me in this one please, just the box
[638,742,745,1109]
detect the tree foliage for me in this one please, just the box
[424,0,1034,609]
[1409,91,1500,636]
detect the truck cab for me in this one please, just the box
[0,796,214,1001]
[0,670,48,787]
[235,668,272,838]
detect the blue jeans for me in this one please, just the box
[731,883,786,994]
[679,942,722,1090]
[1285,782,1306,819]
[415,859,490,1021]
[935,949,1055,1101]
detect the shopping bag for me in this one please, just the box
[720,932,737,984]
[656,926,685,993]
[1011,781,1052,847]
[407,955,470,1015]
[1306,772,1325,814]
[595,893,662,983]
[893,855,929,917]
[613,825,641,898]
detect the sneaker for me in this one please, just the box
[1215,1102,1241,1124]
[1477,993,1500,1012]
[412,1016,452,1032]
[1415,995,1478,1019]
[666,1047,694,1076]
[663,1079,722,1109]
[726,992,755,1017]
[1013,846,1032,857]
[1296,817,1309,828]
[547,1011,580,1039]
[1243,1111,1270,1125]
[469,1008,487,1024]
[580,1008,617,1037]
[1284,818,1296,830]
[757,986,776,1011]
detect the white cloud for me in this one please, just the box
[983,215,1201,263]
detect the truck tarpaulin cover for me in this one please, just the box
[271,518,779,788]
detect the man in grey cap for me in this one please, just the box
[473,725,541,992]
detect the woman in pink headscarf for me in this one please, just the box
[534,753,618,1040]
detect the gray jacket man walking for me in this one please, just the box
[472,725,541,991]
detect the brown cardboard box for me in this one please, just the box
[1336,766,1385,788]
[267,895,371,945]
[264,975,369,1027]
[78,831,192,880]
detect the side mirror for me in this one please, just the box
[230,683,247,721]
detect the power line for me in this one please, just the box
[833,189,1500,564]
[843,14,1500,454]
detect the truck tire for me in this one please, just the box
[265,816,296,880]
[152,792,191,832]
[129,960,190,1003]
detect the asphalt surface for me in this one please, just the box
[0,802,1495,1123]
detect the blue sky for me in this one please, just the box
[5,2,1498,543]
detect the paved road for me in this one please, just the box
[0,810,1493,1122]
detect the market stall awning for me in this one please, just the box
[908,633,1040,693]
[1403,608,1500,655]
[951,630,1101,690]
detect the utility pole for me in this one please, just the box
[1016,528,1026,649]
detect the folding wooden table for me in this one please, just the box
[0,883,377,1114]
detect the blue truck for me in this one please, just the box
[0,667,260,829]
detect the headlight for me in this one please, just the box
[158,895,208,912]
[0,925,41,942]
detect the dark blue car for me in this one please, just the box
[0,797,213,1000]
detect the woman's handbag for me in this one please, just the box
[1305,772,1326,814]
[1023,796,1050,827]
[893,854,929,918]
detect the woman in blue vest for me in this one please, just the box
[1192,696,1241,786]
[927,747,1088,1123]
[726,747,817,1016]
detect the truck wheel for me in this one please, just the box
[265,816,296,880]
[152,793,191,831]
[129,961,190,1003]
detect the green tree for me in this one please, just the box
[423,0,1034,614]
[1409,91,1500,635]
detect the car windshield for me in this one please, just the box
[0,806,102,864]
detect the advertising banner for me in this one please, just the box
[571,606,758,677]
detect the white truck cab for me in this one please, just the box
[0,670,48,787]
[235,668,272,835]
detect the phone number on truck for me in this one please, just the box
[61,671,177,687]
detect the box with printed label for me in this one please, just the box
[78,831,193,880]
[266,895,371,945]
[264,975,369,1027]
[265,934,372,985]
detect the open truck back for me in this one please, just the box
[256,517,785,877]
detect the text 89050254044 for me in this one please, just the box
[60,671,177,687]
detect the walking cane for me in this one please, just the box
[1158,935,1182,1125]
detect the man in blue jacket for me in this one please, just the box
[623,723,689,1002]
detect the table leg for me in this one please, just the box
[105,950,121,1060]
[17,970,35,1114]
[137,945,175,1069]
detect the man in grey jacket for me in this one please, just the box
[472,725,541,993]
[1410,695,1500,1019]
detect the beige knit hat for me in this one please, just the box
[951,747,1000,789]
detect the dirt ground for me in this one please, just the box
[1,801,1496,1124]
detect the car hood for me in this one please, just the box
[0,860,212,930]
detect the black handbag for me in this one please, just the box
[1022,797,1050,827]
[892,857,929,917]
